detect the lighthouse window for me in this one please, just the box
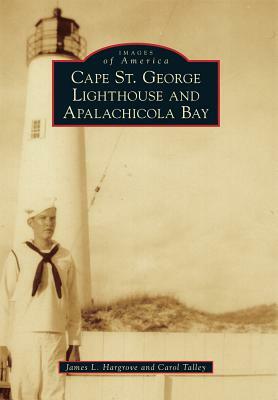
[31,119,41,139]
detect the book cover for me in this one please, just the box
[0,1,277,399]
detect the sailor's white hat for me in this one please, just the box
[25,197,57,219]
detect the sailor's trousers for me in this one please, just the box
[10,332,66,400]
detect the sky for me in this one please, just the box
[0,0,277,312]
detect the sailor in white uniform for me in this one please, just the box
[0,198,81,400]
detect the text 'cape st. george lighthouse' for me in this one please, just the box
[14,8,91,307]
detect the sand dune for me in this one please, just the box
[82,295,278,333]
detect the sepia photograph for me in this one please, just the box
[0,0,277,399]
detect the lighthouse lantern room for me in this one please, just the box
[27,8,86,63]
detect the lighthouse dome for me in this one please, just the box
[27,8,86,63]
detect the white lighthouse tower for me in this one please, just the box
[14,8,92,307]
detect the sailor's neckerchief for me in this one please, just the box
[25,241,62,299]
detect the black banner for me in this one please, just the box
[59,361,213,374]
[53,43,219,126]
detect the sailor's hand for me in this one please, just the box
[72,346,80,361]
[0,346,10,381]
[66,345,80,361]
